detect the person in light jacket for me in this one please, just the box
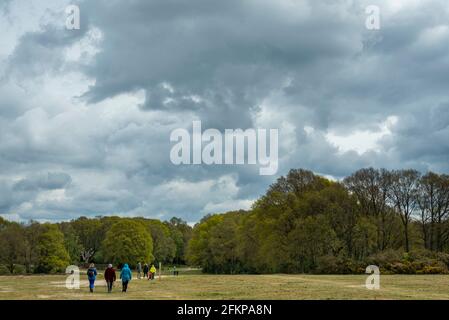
[120,263,132,292]
[149,264,156,280]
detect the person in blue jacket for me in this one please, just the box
[120,263,132,292]
[87,263,97,293]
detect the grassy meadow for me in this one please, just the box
[1,271,449,300]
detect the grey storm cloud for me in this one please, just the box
[80,0,364,129]
[6,26,86,78]
[1,0,449,222]
[0,0,12,12]
[13,172,72,191]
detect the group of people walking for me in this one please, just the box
[137,262,157,280]
[86,262,155,294]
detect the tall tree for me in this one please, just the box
[24,221,43,273]
[166,217,193,264]
[35,224,71,273]
[139,219,176,264]
[60,224,83,265]
[0,223,27,273]
[388,170,420,252]
[344,168,393,250]
[418,172,449,250]
[71,217,104,264]
[102,220,153,267]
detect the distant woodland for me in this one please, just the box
[2,168,449,275]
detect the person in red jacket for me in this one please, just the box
[104,264,117,293]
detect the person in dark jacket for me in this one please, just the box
[87,263,97,293]
[120,263,132,292]
[143,263,149,279]
[104,264,116,293]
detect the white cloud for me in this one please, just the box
[1,0,449,222]
[326,116,398,155]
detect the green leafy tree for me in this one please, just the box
[102,220,153,267]
[166,217,193,264]
[0,223,27,273]
[187,214,223,271]
[35,224,70,273]
[138,219,176,264]
[24,221,43,273]
[61,225,83,265]
[0,217,9,230]
[71,217,105,264]
[288,215,341,272]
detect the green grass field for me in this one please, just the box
[1,272,449,300]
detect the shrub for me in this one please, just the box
[387,262,415,274]
[0,265,11,275]
[13,264,27,275]
[365,249,403,272]
[419,264,447,274]
[315,256,344,274]
[435,252,449,268]
[363,249,449,274]
[315,255,361,274]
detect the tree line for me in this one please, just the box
[187,168,449,274]
[2,167,449,275]
[0,216,192,274]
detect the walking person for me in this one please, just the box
[137,262,142,279]
[143,263,149,279]
[87,263,97,293]
[120,263,132,292]
[149,264,156,280]
[104,264,116,293]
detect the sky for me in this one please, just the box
[1,0,449,223]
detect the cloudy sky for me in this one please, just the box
[1,0,449,223]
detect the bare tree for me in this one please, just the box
[418,172,449,250]
[344,168,393,250]
[388,170,420,252]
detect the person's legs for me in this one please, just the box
[122,281,128,292]
[107,281,113,293]
[89,279,95,292]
